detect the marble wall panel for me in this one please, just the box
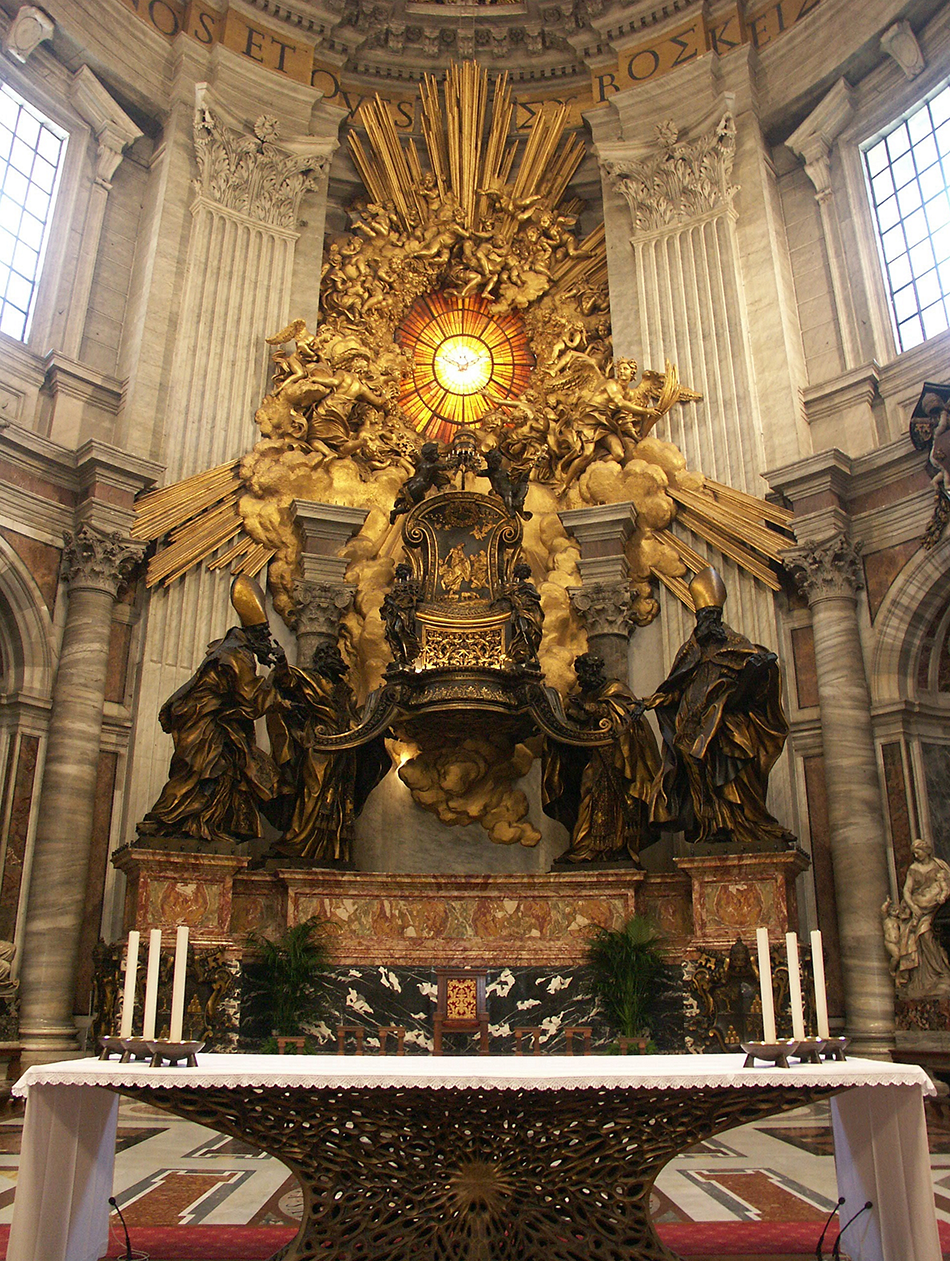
[238,963,686,1055]
[802,755,844,1016]
[0,528,60,614]
[881,741,914,880]
[863,540,921,622]
[117,847,250,945]
[922,743,950,865]
[0,734,37,941]
[75,750,117,1010]
[790,626,819,708]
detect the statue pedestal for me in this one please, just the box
[113,844,251,946]
[675,850,810,950]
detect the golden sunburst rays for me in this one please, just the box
[351,62,585,239]
[653,478,796,601]
[131,461,275,589]
[396,293,533,441]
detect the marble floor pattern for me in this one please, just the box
[0,1097,948,1248]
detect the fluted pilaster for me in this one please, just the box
[784,533,894,1056]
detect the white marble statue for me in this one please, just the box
[882,837,950,1000]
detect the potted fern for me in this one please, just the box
[244,917,333,1052]
[585,915,669,1052]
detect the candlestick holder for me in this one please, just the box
[118,1037,155,1063]
[791,1037,824,1064]
[98,1036,126,1060]
[145,1039,204,1067]
[740,1039,800,1068]
[821,1035,849,1061]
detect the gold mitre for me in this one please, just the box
[230,575,268,627]
[689,566,727,611]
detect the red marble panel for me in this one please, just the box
[863,539,920,622]
[790,626,818,709]
[802,754,844,1017]
[75,751,117,1010]
[146,879,223,932]
[104,620,133,704]
[0,528,60,614]
[0,735,36,941]
[705,880,771,931]
[882,742,914,881]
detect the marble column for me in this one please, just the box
[18,526,143,1061]
[784,533,895,1057]
[293,501,366,665]
[568,582,637,684]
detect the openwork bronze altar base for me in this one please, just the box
[119,1080,840,1261]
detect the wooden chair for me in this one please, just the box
[336,1025,365,1055]
[564,1026,593,1055]
[618,1035,649,1055]
[378,1025,406,1055]
[433,969,489,1055]
[514,1027,543,1055]
[276,1035,307,1055]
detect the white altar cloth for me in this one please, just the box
[6,1053,940,1261]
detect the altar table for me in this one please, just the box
[7,1053,940,1261]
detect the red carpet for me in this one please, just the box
[1,1221,948,1259]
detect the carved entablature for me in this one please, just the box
[192,93,330,231]
[602,113,738,234]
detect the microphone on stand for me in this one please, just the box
[832,1200,873,1260]
[108,1195,134,1261]
[815,1195,845,1259]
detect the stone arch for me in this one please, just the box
[869,534,950,706]
[0,536,55,705]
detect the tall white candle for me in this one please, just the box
[786,931,806,1041]
[142,928,162,1040]
[118,931,140,1039]
[810,928,830,1039]
[755,927,777,1043]
[169,926,189,1043]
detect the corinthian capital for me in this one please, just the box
[193,89,333,231]
[61,525,144,596]
[569,582,638,637]
[783,533,863,604]
[294,580,355,640]
[601,113,738,234]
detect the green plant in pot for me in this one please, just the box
[244,917,333,1051]
[585,915,669,1052]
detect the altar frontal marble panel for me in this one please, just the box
[232,869,693,966]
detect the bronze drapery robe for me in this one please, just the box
[542,679,660,862]
[648,625,794,848]
[138,628,277,844]
[267,663,390,862]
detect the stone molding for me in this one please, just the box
[68,65,143,189]
[60,524,143,597]
[783,533,863,604]
[569,581,637,637]
[880,19,925,80]
[294,579,355,640]
[2,5,53,63]
[786,79,855,201]
[601,113,738,234]
[193,90,331,231]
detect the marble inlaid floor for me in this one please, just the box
[0,1096,949,1249]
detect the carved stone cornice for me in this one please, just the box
[783,534,863,605]
[601,113,738,234]
[193,90,332,231]
[294,580,355,640]
[569,582,637,638]
[68,65,143,190]
[785,80,855,202]
[61,525,144,597]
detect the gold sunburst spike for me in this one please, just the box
[348,132,389,212]
[703,478,795,527]
[420,72,449,199]
[651,568,693,607]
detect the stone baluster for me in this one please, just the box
[18,526,143,1061]
[784,533,894,1056]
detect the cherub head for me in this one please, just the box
[614,357,638,383]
